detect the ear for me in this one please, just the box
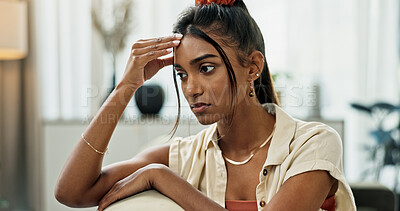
[247,51,264,81]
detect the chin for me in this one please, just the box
[194,114,220,125]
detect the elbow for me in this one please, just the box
[54,188,73,207]
[54,189,71,207]
[54,185,92,208]
[54,187,78,207]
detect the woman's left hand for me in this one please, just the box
[98,163,226,211]
[97,163,164,211]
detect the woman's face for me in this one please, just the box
[174,35,249,125]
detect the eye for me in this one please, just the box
[176,72,187,80]
[200,65,215,73]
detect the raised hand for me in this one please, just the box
[119,34,183,89]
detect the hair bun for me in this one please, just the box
[195,0,236,6]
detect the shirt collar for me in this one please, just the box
[203,103,297,166]
[204,123,219,151]
[263,103,297,166]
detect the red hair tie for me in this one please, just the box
[195,0,235,6]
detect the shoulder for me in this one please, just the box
[269,104,342,157]
[281,120,344,181]
[291,120,343,157]
[295,119,341,139]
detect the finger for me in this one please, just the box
[99,185,135,211]
[162,56,174,67]
[131,40,180,56]
[157,56,174,69]
[98,192,119,211]
[98,182,123,210]
[132,34,183,49]
[98,192,114,210]
[102,183,120,200]
[134,48,173,68]
[98,198,112,211]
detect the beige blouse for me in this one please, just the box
[169,103,356,211]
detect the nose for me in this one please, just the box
[184,75,204,98]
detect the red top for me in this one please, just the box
[321,195,336,211]
[225,200,258,211]
[225,195,335,211]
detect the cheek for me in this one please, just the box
[180,82,189,99]
[206,78,231,105]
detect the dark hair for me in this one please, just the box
[170,0,279,136]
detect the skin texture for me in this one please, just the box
[55,34,337,211]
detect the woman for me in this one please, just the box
[55,0,356,210]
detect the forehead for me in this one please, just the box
[174,35,220,62]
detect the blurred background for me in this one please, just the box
[0,0,399,210]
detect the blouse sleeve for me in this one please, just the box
[283,124,356,211]
[284,126,343,181]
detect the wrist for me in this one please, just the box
[101,82,136,107]
[145,164,170,189]
[116,81,139,92]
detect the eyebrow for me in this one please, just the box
[174,54,219,69]
[190,54,218,65]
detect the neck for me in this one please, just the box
[217,101,275,157]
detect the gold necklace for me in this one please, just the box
[220,126,275,166]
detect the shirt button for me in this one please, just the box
[259,200,266,207]
[263,169,268,176]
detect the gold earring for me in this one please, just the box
[249,81,255,97]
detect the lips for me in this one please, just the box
[191,103,211,113]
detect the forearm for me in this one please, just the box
[56,34,180,207]
[152,167,227,211]
[55,83,137,205]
